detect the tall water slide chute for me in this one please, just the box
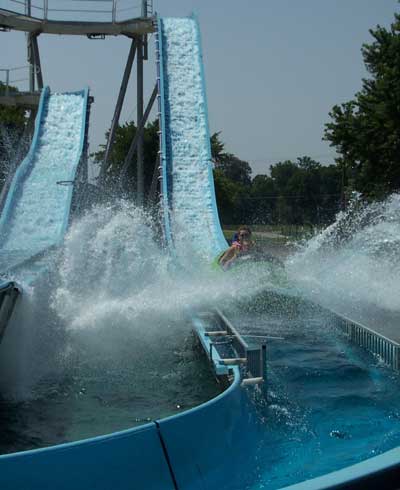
[0,86,89,341]
[157,16,228,259]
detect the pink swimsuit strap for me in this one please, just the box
[232,241,242,251]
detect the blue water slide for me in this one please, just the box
[0,86,89,273]
[156,15,227,259]
[1,15,399,490]
[155,14,400,490]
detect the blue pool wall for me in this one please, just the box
[0,366,261,490]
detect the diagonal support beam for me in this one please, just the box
[99,39,137,182]
[120,82,158,180]
[136,36,144,205]
[31,33,43,90]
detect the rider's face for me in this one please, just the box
[241,239,251,251]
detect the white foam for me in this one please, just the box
[161,18,226,260]
[2,92,85,254]
[287,194,400,313]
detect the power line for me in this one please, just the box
[244,193,342,200]
[249,153,338,163]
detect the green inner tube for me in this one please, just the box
[211,251,289,287]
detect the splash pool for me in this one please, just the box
[1,192,400,489]
[222,291,400,489]
[0,317,221,455]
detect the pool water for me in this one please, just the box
[227,291,400,489]
[0,318,221,455]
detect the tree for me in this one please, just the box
[210,131,225,163]
[249,174,276,224]
[211,131,252,223]
[0,82,28,190]
[250,157,341,226]
[324,10,400,199]
[92,119,159,195]
[210,131,252,186]
[215,154,252,187]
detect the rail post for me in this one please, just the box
[112,0,116,24]
[5,69,10,97]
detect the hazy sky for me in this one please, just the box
[1,0,399,175]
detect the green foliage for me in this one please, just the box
[94,126,342,227]
[0,82,28,188]
[249,157,341,226]
[211,131,252,187]
[0,82,26,129]
[324,11,400,198]
[211,132,253,222]
[212,130,342,227]
[92,119,159,194]
[210,131,225,162]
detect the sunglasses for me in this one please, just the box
[239,233,250,239]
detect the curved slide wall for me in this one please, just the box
[0,86,89,273]
[157,15,227,259]
[0,366,262,490]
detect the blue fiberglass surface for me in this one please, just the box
[222,292,400,490]
[0,355,243,489]
[0,87,88,272]
[0,421,176,490]
[157,365,261,490]
[158,16,227,259]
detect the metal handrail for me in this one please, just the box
[0,0,152,22]
[0,65,30,95]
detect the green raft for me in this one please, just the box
[211,251,289,287]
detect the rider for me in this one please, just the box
[218,226,253,270]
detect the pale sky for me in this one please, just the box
[1,0,399,175]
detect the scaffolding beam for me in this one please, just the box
[31,34,43,90]
[100,39,137,181]
[136,36,144,205]
[120,83,157,182]
[0,8,154,36]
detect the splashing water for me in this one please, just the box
[0,199,285,452]
[1,199,278,403]
[286,193,400,314]
[0,124,30,186]
[53,200,277,332]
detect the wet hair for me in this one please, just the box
[238,225,252,236]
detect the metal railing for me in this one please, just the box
[0,65,30,95]
[329,310,400,372]
[0,0,153,22]
[192,308,268,388]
